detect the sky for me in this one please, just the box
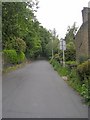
[35,0,89,39]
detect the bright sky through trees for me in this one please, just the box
[35,0,89,38]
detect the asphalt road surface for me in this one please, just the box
[2,60,88,118]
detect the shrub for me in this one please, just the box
[50,59,69,76]
[17,52,25,64]
[5,37,26,53]
[81,80,89,101]
[77,60,90,82]
[3,50,26,67]
[3,50,18,66]
[50,59,90,104]
[15,38,26,52]
[78,55,89,64]
[68,69,82,93]
[65,42,76,61]
[66,61,78,68]
[54,54,60,62]
[68,69,90,103]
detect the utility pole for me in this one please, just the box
[60,38,66,67]
[52,38,53,59]
[62,43,65,67]
[51,28,56,60]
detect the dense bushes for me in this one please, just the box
[50,59,69,76]
[76,60,90,103]
[66,61,78,68]
[78,55,89,64]
[3,50,25,67]
[54,54,60,62]
[50,58,90,104]
[68,68,90,103]
[65,48,76,61]
[3,37,26,68]
[77,60,90,82]
[17,52,26,64]
[5,37,26,52]
[68,60,90,103]
[3,50,18,65]
[64,41,76,61]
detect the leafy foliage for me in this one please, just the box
[77,60,90,82]
[50,59,90,104]
[3,50,18,65]
[3,50,26,67]
[50,59,69,76]
[66,61,78,69]
[17,52,26,64]
[5,37,26,52]
[2,1,60,66]
[64,23,77,61]
[65,23,77,44]
[2,2,28,46]
[78,55,89,64]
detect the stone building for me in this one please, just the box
[75,7,90,61]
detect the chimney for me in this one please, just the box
[82,7,90,23]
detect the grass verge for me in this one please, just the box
[3,62,28,74]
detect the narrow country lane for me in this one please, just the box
[2,60,88,118]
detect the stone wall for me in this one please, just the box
[82,7,89,23]
[75,7,90,61]
[75,22,88,61]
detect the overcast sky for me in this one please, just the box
[35,0,89,38]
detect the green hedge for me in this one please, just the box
[3,50,18,65]
[17,52,25,64]
[66,61,78,68]
[3,50,26,67]
[78,56,89,64]
[77,60,90,82]
[50,59,69,76]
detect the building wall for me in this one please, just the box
[75,22,88,61]
[75,7,90,61]
[88,11,90,57]
[82,7,89,23]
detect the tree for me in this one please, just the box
[2,2,40,58]
[39,26,52,57]
[45,34,59,58]
[65,23,78,44]
[2,1,38,48]
[64,23,78,61]
[65,42,76,61]
[2,2,27,47]
[5,37,26,53]
[2,1,59,62]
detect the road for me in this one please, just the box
[2,60,88,118]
